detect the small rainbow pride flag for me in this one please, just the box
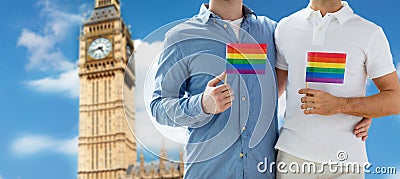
[306,52,347,84]
[226,43,267,74]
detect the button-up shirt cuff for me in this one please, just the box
[190,93,214,122]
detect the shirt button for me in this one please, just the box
[213,19,216,23]
[242,126,246,131]
[240,153,244,158]
[223,24,228,28]
[241,96,246,101]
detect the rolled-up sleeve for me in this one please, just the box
[150,34,213,128]
[274,22,288,71]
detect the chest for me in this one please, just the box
[280,23,370,96]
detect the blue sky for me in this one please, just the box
[0,0,399,179]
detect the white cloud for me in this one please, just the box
[0,174,3,179]
[55,136,79,155]
[27,67,79,98]
[18,0,86,97]
[17,0,84,72]
[133,40,186,154]
[135,108,186,151]
[17,29,74,72]
[133,39,163,111]
[11,135,78,156]
[277,92,287,129]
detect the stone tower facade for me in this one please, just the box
[77,0,136,178]
[77,1,184,178]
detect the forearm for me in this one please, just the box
[276,68,288,98]
[338,90,400,118]
[278,81,286,98]
[150,93,213,128]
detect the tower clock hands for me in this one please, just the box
[88,38,112,59]
[90,46,104,53]
[90,47,100,53]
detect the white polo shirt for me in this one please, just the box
[275,1,396,164]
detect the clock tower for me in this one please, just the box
[77,0,136,178]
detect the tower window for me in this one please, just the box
[96,81,99,103]
[104,79,107,102]
[96,146,99,169]
[109,79,111,100]
[104,110,107,134]
[105,144,108,168]
[91,112,94,135]
[109,111,111,131]
[98,0,112,6]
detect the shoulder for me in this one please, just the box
[343,14,385,46]
[348,14,382,33]
[164,19,194,44]
[276,9,304,32]
[164,16,213,46]
[250,15,277,31]
[256,15,277,26]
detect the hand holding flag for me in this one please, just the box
[301,51,348,115]
[201,72,234,114]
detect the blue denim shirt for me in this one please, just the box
[151,4,278,179]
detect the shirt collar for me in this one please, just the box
[303,1,354,25]
[197,3,256,24]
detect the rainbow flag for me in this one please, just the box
[226,43,267,74]
[306,52,347,84]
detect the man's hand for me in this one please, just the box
[299,88,372,141]
[299,73,400,118]
[201,72,234,114]
[299,88,345,115]
[354,118,372,141]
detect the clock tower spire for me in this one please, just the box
[95,0,121,13]
[77,0,136,178]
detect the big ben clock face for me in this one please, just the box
[88,38,112,60]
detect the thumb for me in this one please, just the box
[207,72,226,87]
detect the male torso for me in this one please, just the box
[275,0,395,168]
[151,4,279,178]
